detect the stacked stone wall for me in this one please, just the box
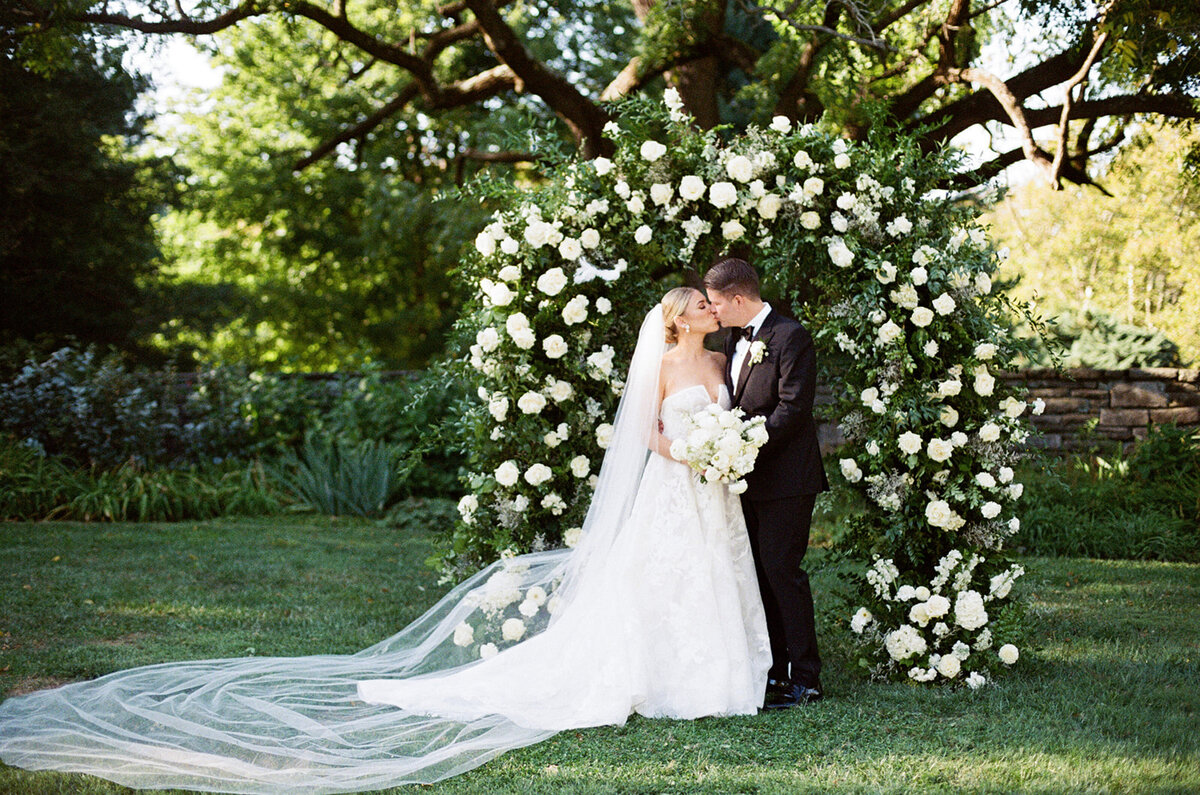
[815,368,1200,454]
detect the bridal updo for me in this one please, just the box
[661,287,696,344]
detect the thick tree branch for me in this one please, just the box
[76,3,261,35]
[1022,94,1200,128]
[888,0,971,123]
[1049,30,1108,188]
[462,0,609,156]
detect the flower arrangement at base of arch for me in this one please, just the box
[442,90,1043,684]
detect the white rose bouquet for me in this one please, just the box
[668,404,768,495]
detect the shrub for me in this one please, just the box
[1017,424,1199,562]
[1023,310,1182,369]
[269,434,403,517]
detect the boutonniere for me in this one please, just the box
[748,338,769,366]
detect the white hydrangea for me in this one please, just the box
[885,625,928,661]
[954,590,989,630]
[453,621,474,646]
[998,644,1019,665]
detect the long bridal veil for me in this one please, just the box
[0,307,667,794]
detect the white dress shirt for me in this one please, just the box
[731,302,772,391]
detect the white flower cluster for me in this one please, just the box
[669,405,768,496]
[851,549,1025,686]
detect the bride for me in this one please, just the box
[0,288,770,793]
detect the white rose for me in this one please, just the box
[936,654,961,678]
[500,238,519,255]
[966,671,987,689]
[641,140,667,161]
[924,340,939,357]
[524,463,552,486]
[932,293,956,315]
[563,527,583,548]
[771,115,792,133]
[756,193,782,220]
[518,391,547,414]
[570,455,590,478]
[561,297,588,326]
[940,406,959,427]
[1007,483,1024,500]
[541,334,568,360]
[926,437,954,462]
[494,460,520,487]
[477,327,500,352]
[487,395,509,422]
[877,320,902,346]
[937,379,962,398]
[650,183,673,206]
[899,431,923,455]
[596,423,615,449]
[850,607,873,633]
[549,380,574,402]
[975,372,996,397]
[978,422,1001,443]
[800,211,821,230]
[453,621,474,646]
[524,220,554,248]
[954,590,989,630]
[926,594,951,618]
[975,343,997,360]
[828,238,855,268]
[497,264,520,281]
[839,458,863,483]
[679,175,706,201]
[793,149,813,170]
[578,229,600,250]
[518,599,539,617]
[721,219,746,241]
[626,195,645,215]
[976,472,997,489]
[501,617,526,642]
[708,181,738,208]
[976,272,993,294]
[925,499,953,528]
[834,152,851,169]
[613,180,630,199]
[725,155,755,182]
[593,156,614,176]
[1032,398,1046,415]
[998,644,1019,665]
[558,237,582,261]
[803,176,824,196]
[596,297,612,314]
[479,642,498,660]
[910,265,928,285]
[634,225,653,245]
[475,230,496,256]
[536,267,568,296]
[911,306,934,328]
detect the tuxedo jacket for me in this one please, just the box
[724,310,830,500]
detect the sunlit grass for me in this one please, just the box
[1,505,1197,794]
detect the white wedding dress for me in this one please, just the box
[358,383,770,729]
[0,309,770,793]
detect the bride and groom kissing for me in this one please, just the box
[0,257,831,792]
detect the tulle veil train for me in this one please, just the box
[0,307,672,793]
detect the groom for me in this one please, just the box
[703,257,829,708]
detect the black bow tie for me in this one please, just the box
[735,327,755,341]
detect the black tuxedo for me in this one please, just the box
[725,309,828,689]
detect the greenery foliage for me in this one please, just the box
[270,434,402,518]
[1022,309,1183,369]
[0,346,463,496]
[447,94,1041,684]
[0,435,283,522]
[0,42,172,358]
[1018,424,1200,562]
[1,515,1197,793]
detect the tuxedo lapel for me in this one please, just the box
[733,312,779,406]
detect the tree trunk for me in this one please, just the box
[631,0,723,130]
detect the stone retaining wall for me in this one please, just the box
[815,368,1199,454]
[999,368,1200,451]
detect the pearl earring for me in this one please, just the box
[682,322,690,332]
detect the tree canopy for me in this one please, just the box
[987,124,1200,365]
[7,0,1198,190]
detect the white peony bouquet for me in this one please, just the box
[668,404,768,495]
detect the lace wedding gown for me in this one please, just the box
[359,383,771,728]
[0,380,770,793]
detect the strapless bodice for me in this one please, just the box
[660,384,731,440]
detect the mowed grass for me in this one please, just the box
[1,504,1197,794]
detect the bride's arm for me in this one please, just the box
[651,372,677,460]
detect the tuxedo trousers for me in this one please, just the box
[741,494,822,688]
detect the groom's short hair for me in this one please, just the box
[703,257,761,300]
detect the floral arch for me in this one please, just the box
[446,92,1037,685]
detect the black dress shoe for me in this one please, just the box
[763,681,823,710]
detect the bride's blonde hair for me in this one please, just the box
[661,287,697,344]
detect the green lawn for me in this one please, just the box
[1,505,1198,794]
